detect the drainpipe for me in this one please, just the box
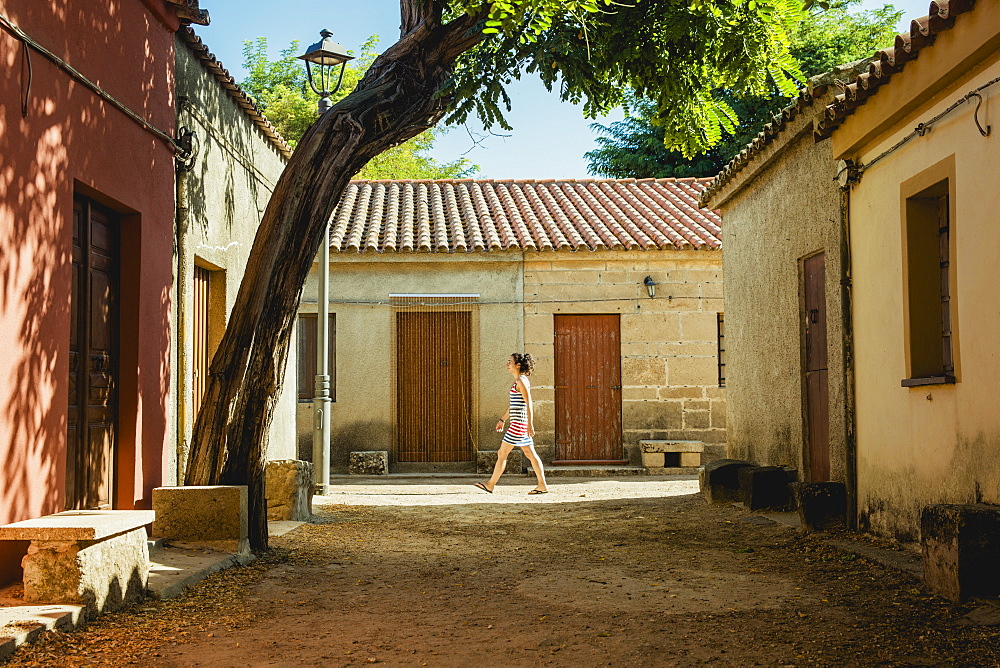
[174,101,197,485]
[313,221,331,495]
[839,179,858,529]
[175,146,191,484]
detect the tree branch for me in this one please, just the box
[400,0,440,37]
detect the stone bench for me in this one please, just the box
[0,510,155,615]
[152,486,249,556]
[640,440,704,468]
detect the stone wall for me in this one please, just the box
[523,250,726,465]
[705,109,849,483]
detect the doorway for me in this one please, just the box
[395,310,473,463]
[803,253,830,481]
[67,195,120,509]
[553,314,625,464]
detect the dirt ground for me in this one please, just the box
[5,476,1000,667]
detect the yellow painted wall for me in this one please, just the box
[832,15,1000,541]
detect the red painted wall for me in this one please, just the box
[0,0,178,584]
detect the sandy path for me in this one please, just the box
[5,478,998,667]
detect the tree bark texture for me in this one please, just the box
[184,4,485,551]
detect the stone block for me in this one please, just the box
[738,466,796,511]
[349,451,389,475]
[622,358,666,386]
[477,449,524,474]
[152,486,249,556]
[921,504,1000,602]
[641,452,665,468]
[699,459,754,504]
[666,356,717,386]
[266,460,315,521]
[680,452,701,467]
[683,410,711,429]
[790,482,846,532]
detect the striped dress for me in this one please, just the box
[502,378,533,447]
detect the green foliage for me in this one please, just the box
[446,0,806,158]
[240,36,476,179]
[585,1,903,178]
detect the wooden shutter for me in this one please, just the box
[297,314,335,401]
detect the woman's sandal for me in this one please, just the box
[528,489,548,495]
[474,482,493,494]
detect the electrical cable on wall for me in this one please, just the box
[0,12,192,161]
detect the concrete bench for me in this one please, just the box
[0,510,155,614]
[640,440,704,468]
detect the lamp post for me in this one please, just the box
[300,30,353,495]
[298,29,354,114]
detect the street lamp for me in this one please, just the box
[298,29,354,114]
[301,29,352,496]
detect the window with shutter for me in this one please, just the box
[297,314,336,401]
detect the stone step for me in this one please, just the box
[538,466,649,477]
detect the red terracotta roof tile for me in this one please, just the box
[814,0,976,139]
[328,179,722,254]
[700,1,979,206]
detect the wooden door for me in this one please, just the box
[803,253,830,482]
[192,266,211,422]
[68,196,119,509]
[553,314,626,464]
[396,311,472,462]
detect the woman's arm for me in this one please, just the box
[517,376,535,437]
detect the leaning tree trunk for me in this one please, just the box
[184,3,485,551]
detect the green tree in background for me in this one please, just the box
[186,0,815,552]
[241,36,476,178]
[586,1,903,179]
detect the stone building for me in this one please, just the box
[700,64,868,516]
[702,0,1000,542]
[291,178,727,473]
[815,0,1000,541]
[171,28,298,483]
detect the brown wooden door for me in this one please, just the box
[553,314,625,463]
[192,266,211,422]
[68,196,120,509]
[803,253,830,482]
[396,311,472,462]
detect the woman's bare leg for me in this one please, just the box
[485,442,517,490]
[521,446,548,491]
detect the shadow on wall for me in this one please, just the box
[0,0,175,529]
[327,420,394,472]
[0,45,73,529]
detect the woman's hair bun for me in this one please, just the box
[511,352,535,375]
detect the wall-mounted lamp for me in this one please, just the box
[643,275,657,298]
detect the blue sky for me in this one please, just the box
[197,0,933,179]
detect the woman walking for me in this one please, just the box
[475,353,549,494]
